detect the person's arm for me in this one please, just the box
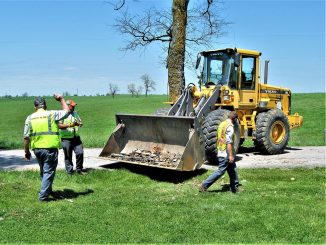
[23,116,31,160]
[58,120,79,129]
[53,93,69,113]
[75,112,83,127]
[58,121,67,129]
[23,137,31,160]
[225,125,235,163]
[227,143,234,163]
[52,93,70,121]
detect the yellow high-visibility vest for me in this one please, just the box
[59,113,81,139]
[217,120,233,151]
[28,109,60,149]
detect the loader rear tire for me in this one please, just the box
[255,109,290,154]
[202,109,240,165]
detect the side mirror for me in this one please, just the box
[195,53,202,69]
[234,53,240,67]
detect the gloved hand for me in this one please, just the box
[53,93,63,101]
[73,121,83,127]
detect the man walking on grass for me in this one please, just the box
[200,111,240,193]
[23,94,69,201]
[58,99,85,175]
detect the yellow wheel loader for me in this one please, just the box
[100,48,303,171]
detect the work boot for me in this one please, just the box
[76,169,87,175]
[39,197,56,202]
[67,170,74,176]
[199,183,207,192]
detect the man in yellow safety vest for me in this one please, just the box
[200,111,240,193]
[23,94,69,201]
[58,99,85,175]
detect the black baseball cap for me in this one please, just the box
[34,97,46,107]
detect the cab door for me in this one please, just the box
[239,55,258,108]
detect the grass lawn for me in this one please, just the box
[0,167,325,244]
[0,93,325,149]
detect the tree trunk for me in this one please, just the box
[167,0,189,101]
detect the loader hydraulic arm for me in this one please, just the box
[168,84,221,121]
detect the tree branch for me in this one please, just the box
[105,0,126,10]
[115,9,172,50]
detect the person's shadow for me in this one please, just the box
[51,188,93,200]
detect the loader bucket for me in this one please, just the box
[99,114,205,171]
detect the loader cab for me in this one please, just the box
[198,49,241,90]
[198,48,261,107]
[203,52,230,86]
[236,49,261,107]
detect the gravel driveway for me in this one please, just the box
[0,146,324,171]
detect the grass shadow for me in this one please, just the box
[204,184,232,193]
[52,188,94,200]
[204,184,243,193]
[100,162,207,183]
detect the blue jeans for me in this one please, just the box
[61,137,84,174]
[34,148,58,200]
[203,157,239,191]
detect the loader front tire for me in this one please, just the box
[202,109,240,165]
[255,109,290,154]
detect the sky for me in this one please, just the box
[0,0,324,96]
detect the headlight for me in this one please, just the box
[223,95,230,101]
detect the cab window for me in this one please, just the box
[229,63,238,89]
[241,56,255,90]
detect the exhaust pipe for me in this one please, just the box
[264,60,270,84]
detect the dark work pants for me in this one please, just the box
[61,137,84,174]
[33,148,58,200]
[202,157,239,191]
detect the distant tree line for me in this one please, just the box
[107,73,156,98]
[1,73,157,98]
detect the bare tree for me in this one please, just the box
[127,83,137,96]
[108,83,119,98]
[114,0,228,101]
[135,85,143,97]
[140,74,156,96]
[128,83,143,97]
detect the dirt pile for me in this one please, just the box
[110,148,182,168]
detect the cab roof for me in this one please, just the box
[201,48,261,56]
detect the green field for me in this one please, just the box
[0,93,325,149]
[0,94,325,244]
[0,168,324,243]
